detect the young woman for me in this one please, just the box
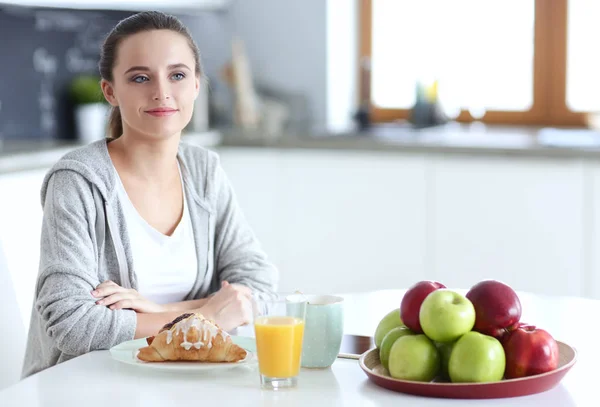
[22,11,277,377]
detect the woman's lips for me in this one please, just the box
[145,108,178,117]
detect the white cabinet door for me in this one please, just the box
[278,150,429,295]
[431,156,585,297]
[586,163,600,299]
[217,148,284,274]
[0,168,48,329]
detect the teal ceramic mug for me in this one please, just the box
[300,295,344,368]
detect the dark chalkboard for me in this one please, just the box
[0,5,135,141]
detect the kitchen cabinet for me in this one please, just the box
[431,155,585,297]
[0,168,48,329]
[217,148,284,275]
[587,163,600,299]
[277,150,429,295]
[2,144,598,332]
[1,0,230,12]
[218,148,592,299]
[219,148,430,295]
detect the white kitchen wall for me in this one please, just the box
[230,0,359,133]
[326,0,358,133]
[230,0,327,130]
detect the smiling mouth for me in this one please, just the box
[145,108,178,117]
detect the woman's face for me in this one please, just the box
[102,29,200,140]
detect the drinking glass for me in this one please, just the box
[253,293,307,390]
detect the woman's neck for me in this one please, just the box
[108,131,181,184]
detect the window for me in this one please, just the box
[360,0,589,127]
[567,0,600,112]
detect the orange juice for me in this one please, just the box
[254,316,305,378]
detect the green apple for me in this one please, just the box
[374,308,403,348]
[435,340,456,380]
[388,334,440,382]
[449,331,506,383]
[380,326,415,370]
[419,289,475,343]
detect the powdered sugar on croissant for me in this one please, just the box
[137,313,247,363]
[168,313,225,350]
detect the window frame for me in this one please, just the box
[359,0,588,127]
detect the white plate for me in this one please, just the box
[109,337,257,371]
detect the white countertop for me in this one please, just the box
[0,130,221,174]
[0,290,595,406]
[6,125,600,176]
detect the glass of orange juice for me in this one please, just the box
[253,293,307,390]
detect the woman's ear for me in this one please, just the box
[101,79,119,107]
[194,76,201,100]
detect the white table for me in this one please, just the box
[1,290,594,406]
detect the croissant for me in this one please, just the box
[137,313,248,363]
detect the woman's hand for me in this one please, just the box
[200,281,253,331]
[92,280,165,313]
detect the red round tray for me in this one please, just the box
[359,341,577,399]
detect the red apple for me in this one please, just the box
[466,280,522,338]
[499,322,530,345]
[503,324,559,379]
[400,280,446,333]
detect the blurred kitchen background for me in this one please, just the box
[2,0,600,333]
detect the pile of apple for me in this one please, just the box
[373,280,560,383]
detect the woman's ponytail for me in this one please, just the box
[106,106,123,140]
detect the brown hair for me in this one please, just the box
[99,11,204,140]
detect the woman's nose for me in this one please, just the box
[152,79,171,101]
[153,93,170,101]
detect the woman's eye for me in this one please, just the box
[132,76,149,83]
[171,73,185,81]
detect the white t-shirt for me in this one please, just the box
[113,164,198,304]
